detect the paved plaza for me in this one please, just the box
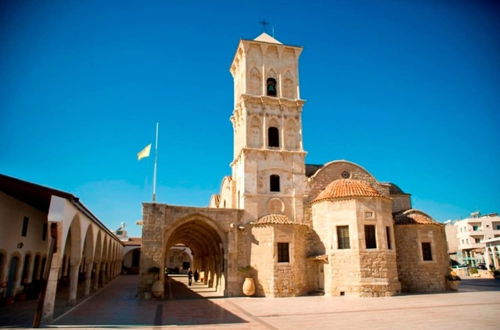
[1,275,499,329]
[49,275,500,329]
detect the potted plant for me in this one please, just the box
[238,265,256,296]
[446,269,461,291]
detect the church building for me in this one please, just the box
[139,33,450,298]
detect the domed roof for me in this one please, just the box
[386,183,406,195]
[313,179,385,203]
[394,209,440,225]
[254,214,294,226]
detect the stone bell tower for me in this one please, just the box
[229,33,306,223]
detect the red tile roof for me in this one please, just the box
[394,209,440,226]
[313,179,385,203]
[254,214,294,225]
[123,237,142,246]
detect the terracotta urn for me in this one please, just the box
[242,277,255,296]
[151,280,163,298]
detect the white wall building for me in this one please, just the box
[445,212,500,267]
[0,174,123,321]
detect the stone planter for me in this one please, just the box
[242,277,255,296]
[151,280,163,298]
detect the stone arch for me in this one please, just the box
[163,214,227,295]
[304,160,387,226]
[21,251,32,284]
[265,46,278,61]
[219,176,233,209]
[307,160,385,201]
[249,116,262,148]
[248,67,261,95]
[66,214,83,264]
[92,231,103,289]
[282,71,295,98]
[267,198,285,214]
[94,231,103,263]
[267,117,280,148]
[285,118,298,150]
[266,69,278,97]
[6,252,22,297]
[81,224,95,292]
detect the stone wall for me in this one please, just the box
[274,224,309,297]
[395,224,449,292]
[312,197,400,297]
[249,224,309,297]
[249,226,274,296]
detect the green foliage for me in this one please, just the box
[469,267,478,274]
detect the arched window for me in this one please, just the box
[268,127,279,147]
[267,78,277,96]
[270,175,280,192]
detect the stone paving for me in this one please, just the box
[0,279,95,328]
[5,275,499,329]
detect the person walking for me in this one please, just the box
[194,269,199,282]
[187,268,193,286]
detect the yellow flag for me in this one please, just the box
[137,144,151,160]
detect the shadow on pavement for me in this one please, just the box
[52,275,247,327]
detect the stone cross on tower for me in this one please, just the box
[259,19,269,32]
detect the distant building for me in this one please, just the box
[445,212,500,268]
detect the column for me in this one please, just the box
[262,113,267,148]
[100,263,106,285]
[83,261,93,296]
[93,262,101,290]
[41,224,63,322]
[280,114,285,150]
[68,261,81,306]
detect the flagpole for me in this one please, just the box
[152,122,159,202]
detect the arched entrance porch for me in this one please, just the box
[139,203,243,299]
[164,217,226,298]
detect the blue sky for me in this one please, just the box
[1,0,499,237]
